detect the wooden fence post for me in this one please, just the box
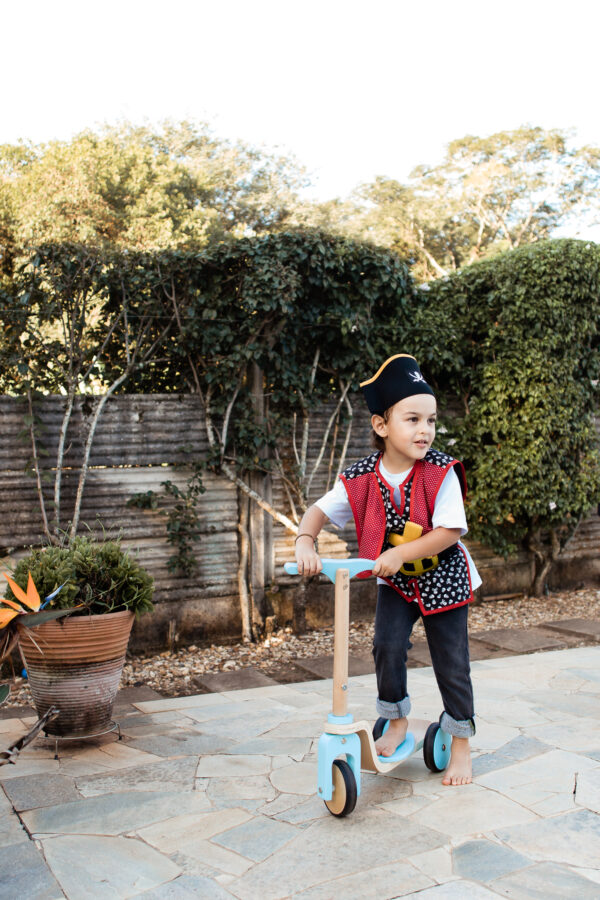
[248,362,269,635]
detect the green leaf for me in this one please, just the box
[20,607,81,627]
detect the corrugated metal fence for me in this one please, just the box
[1,395,598,650]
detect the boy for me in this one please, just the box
[295,354,480,786]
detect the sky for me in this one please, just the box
[3,0,600,226]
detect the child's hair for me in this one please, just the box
[371,408,391,451]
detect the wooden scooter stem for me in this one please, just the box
[332,569,350,717]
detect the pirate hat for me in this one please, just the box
[360,354,435,415]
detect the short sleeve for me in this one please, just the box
[314,478,354,529]
[431,467,468,534]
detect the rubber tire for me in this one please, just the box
[372,716,388,741]
[423,722,450,772]
[324,759,358,818]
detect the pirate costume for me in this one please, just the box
[315,354,478,738]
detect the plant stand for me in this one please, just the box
[46,721,123,760]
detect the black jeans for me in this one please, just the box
[372,583,476,737]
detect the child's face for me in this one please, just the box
[372,394,437,469]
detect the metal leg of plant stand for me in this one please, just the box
[47,721,123,760]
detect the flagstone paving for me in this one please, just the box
[1,645,600,898]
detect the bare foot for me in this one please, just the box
[375,717,408,757]
[441,736,472,785]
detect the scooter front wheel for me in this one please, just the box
[423,722,451,772]
[324,759,357,817]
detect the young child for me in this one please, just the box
[295,354,480,786]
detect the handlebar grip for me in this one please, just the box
[284,558,375,582]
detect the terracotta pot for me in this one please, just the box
[17,609,134,737]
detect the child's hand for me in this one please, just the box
[372,546,404,578]
[295,535,322,576]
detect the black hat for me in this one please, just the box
[360,354,435,416]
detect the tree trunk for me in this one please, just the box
[53,385,76,536]
[248,363,267,635]
[528,527,562,596]
[26,390,54,544]
[531,554,553,597]
[69,374,129,540]
[237,493,253,643]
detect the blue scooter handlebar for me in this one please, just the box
[284,558,375,583]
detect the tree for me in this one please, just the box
[0,121,307,266]
[348,127,600,280]
[416,239,600,595]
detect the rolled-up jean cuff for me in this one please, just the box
[376,696,411,719]
[440,711,476,738]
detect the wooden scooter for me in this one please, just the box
[284,558,451,817]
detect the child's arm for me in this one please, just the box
[372,527,462,578]
[294,505,328,576]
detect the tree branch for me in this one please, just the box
[305,380,351,499]
[68,371,130,539]
[26,389,54,544]
[417,228,449,277]
[53,385,76,536]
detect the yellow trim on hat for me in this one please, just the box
[359,354,416,388]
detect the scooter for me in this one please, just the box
[284,558,451,817]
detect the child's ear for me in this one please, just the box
[371,414,387,437]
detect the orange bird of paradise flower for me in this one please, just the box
[0,572,42,628]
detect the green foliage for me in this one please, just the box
[146,229,418,510]
[4,227,599,596]
[3,122,600,292]
[6,537,154,616]
[1,230,416,553]
[341,127,600,281]
[161,472,206,575]
[0,121,306,268]
[127,468,206,576]
[419,239,600,589]
[0,242,179,395]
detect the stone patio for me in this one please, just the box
[1,644,600,898]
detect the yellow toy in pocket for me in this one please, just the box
[388,522,439,576]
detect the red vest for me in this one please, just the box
[340,450,467,578]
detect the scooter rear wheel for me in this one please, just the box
[423,722,451,772]
[324,759,357,817]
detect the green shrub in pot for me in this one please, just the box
[5,536,154,617]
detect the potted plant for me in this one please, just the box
[1,535,153,738]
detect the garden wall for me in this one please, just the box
[1,395,598,651]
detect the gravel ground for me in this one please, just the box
[2,588,600,709]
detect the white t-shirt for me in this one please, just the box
[315,459,482,591]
